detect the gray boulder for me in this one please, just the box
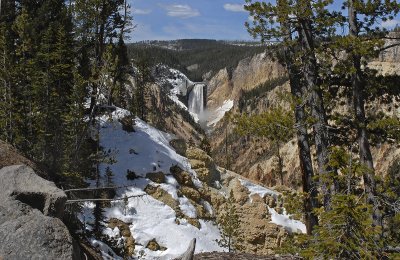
[0,165,81,260]
[175,238,196,260]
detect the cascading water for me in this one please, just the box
[188,84,205,116]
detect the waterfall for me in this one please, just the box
[188,84,205,116]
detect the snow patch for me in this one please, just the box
[268,207,307,234]
[239,178,280,200]
[207,100,234,127]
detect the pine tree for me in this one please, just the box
[134,57,152,120]
[217,190,244,252]
[244,0,338,232]
[305,194,380,259]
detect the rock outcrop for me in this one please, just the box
[194,252,301,260]
[108,218,136,255]
[0,165,80,260]
[186,147,220,185]
[207,52,286,110]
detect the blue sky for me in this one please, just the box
[128,0,254,42]
[128,0,400,42]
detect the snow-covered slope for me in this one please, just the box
[79,105,306,259]
[81,107,223,259]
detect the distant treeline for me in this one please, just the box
[127,39,266,81]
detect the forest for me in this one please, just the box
[127,39,266,81]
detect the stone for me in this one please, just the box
[180,186,201,203]
[108,218,135,255]
[186,147,220,185]
[186,218,201,229]
[198,186,212,202]
[265,195,276,208]
[195,203,211,219]
[170,139,187,156]
[119,115,135,133]
[145,185,179,210]
[146,171,166,183]
[0,165,80,260]
[146,239,166,251]
[170,165,195,187]
[189,159,206,169]
[174,238,196,260]
[186,147,213,165]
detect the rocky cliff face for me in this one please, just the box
[0,165,81,260]
[206,52,285,110]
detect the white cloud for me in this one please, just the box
[381,19,399,28]
[224,3,246,12]
[132,8,152,15]
[161,4,200,18]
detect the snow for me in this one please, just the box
[110,187,222,259]
[81,107,224,259]
[97,108,199,182]
[239,178,280,200]
[207,100,234,127]
[268,207,307,234]
[89,238,123,260]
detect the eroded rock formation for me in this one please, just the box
[0,165,80,260]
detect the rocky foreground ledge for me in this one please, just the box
[0,165,80,259]
[194,252,301,260]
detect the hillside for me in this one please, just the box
[127,39,266,82]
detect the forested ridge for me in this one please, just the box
[128,40,266,81]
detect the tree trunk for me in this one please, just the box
[276,142,284,186]
[298,17,337,210]
[348,0,380,225]
[283,41,319,234]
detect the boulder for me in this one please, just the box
[145,185,179,210]
[186,147,220,185]
[146,171,166,183]
[108,218,135,255]
[0,165,80,260]
[180,186,201,203]
[170,139,187,156]
[186,218,201,229]
[146,239,166,251]
[175,238,196,260]
[170,165,195,187]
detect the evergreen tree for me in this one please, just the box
[134,57,153,121]
[305,194,380,259]
[244,0,338,232]
[217,190,244,252]
[331,0,400,226]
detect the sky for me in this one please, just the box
[128,0,400,42]
[128,0,254,42]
